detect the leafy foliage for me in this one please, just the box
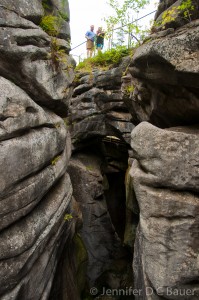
[42,0,50,10]
[124,84,135,95]
[177,0,195,19]
[40,0,69,35]
[49,38,68,70]
[39,10,72,72]
[64,214,73,221]
[76,46,132,71]
[40,15,61,36]
[104,0,150,48]
[157,0,195,28]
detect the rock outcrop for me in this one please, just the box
[127,1,199,299]
[68,57,134,149]
[1,0,199,299]
[67,148,134,294]
[154,0,199,30]
[131,123,199,299]
[67,59,135,294]
[0,1,77,299]
[124,19,199,127]
[0,0,74,117]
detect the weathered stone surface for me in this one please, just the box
[68,154,124,286]
[48,199,84,300]
[154,0,199,30]
[0,1,74,117]
[51,0,70,18]
[154,0,176,19]
[0,0,44,24]
[0,118,66,196]
[0,1,76,299]
[0,173,73,300]
[0,143,70,231]
[131,21,199,82]
[42,0,71,40]
[126,20,199,127]
[131,122,199,191]
[0,76,72,230]
[0,76,54,139]
[0,26,74,116]
[0,6,38,28]
[123,165,139,248]
[132,21,199,83]
[68,61,134,148]
[0,71,74,300]
[131,122,199,299]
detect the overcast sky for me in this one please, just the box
[68,0,158,61]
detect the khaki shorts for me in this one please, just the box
[86,40,94,50]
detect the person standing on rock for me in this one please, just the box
[85,25,95,58]
[96,27,105,53]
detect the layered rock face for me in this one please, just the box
[0,1,76,299]
[67,63,134,293]
[68,57,134,149]
[131,123,199,299]
[0,0,74,116]
[127,1,199,299]
[67,149,133,294]
[1,0,198,299]
[68,153,122,285]
[125,19,199,127]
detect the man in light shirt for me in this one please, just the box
[85,25,95,58]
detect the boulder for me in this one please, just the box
[131,122,199,299]
[127,20,199,127]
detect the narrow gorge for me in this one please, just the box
[0,0,199,299]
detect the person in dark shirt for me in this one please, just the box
[96,27,105,53]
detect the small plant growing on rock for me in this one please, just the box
[40,15,61,36]
[179,0,195,20]
[40,19,72,72]
[161,7,178,27]
[125,84,135,95]
[63,118,70,127]
[40,3,71,72]
[64,214,73,221]
[51,155,61,165]
[157,0,195,29]
[49,37,69,71]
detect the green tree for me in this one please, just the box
[104,0,150,48]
